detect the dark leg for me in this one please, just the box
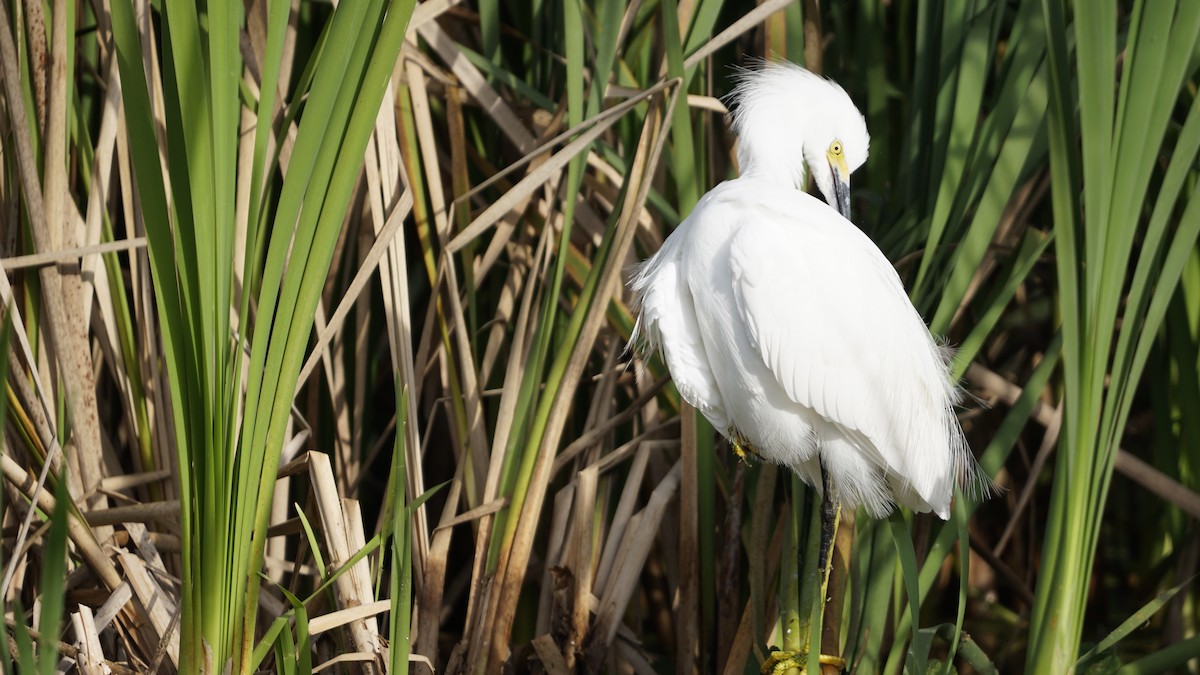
[816,460,845,671]
[760,460,847,674]
[818,462,838,587]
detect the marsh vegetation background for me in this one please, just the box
[0,0,1198,673]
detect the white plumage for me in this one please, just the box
[629,62,984,519]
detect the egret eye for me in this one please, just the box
[830,141,843,155]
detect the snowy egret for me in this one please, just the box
[628,62,986,671]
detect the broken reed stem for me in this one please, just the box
[4,618,138,675]
[0,454,123,590]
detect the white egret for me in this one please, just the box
[628,62,986,671]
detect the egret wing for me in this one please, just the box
[728,196,959,504]
[630,240,730,431]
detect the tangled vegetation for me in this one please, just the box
[0,0,1198,673]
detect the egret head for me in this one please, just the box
[727,61,869,219]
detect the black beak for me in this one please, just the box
[832,174,851,221]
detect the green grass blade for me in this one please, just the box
[1115,635,1200,675]
[389,386,413,675]
[950,228,1054,379]
[250,617,288,672]
[887,512,927,675]
[913,2,998,298]
[1076,574,1199,671]
[12,599,35,675]
[279,587,312,675]
[295,506,327,579]
[34,476,70,675]
[943,495,971,673]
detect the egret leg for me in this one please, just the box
[816,464,845,671]
[817,464,841,620]
[761,462,847,674]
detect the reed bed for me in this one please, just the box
[0,0,1198,673]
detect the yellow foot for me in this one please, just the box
[760,648,804,674]
[760,648,846,674]
[729,430,760,465]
